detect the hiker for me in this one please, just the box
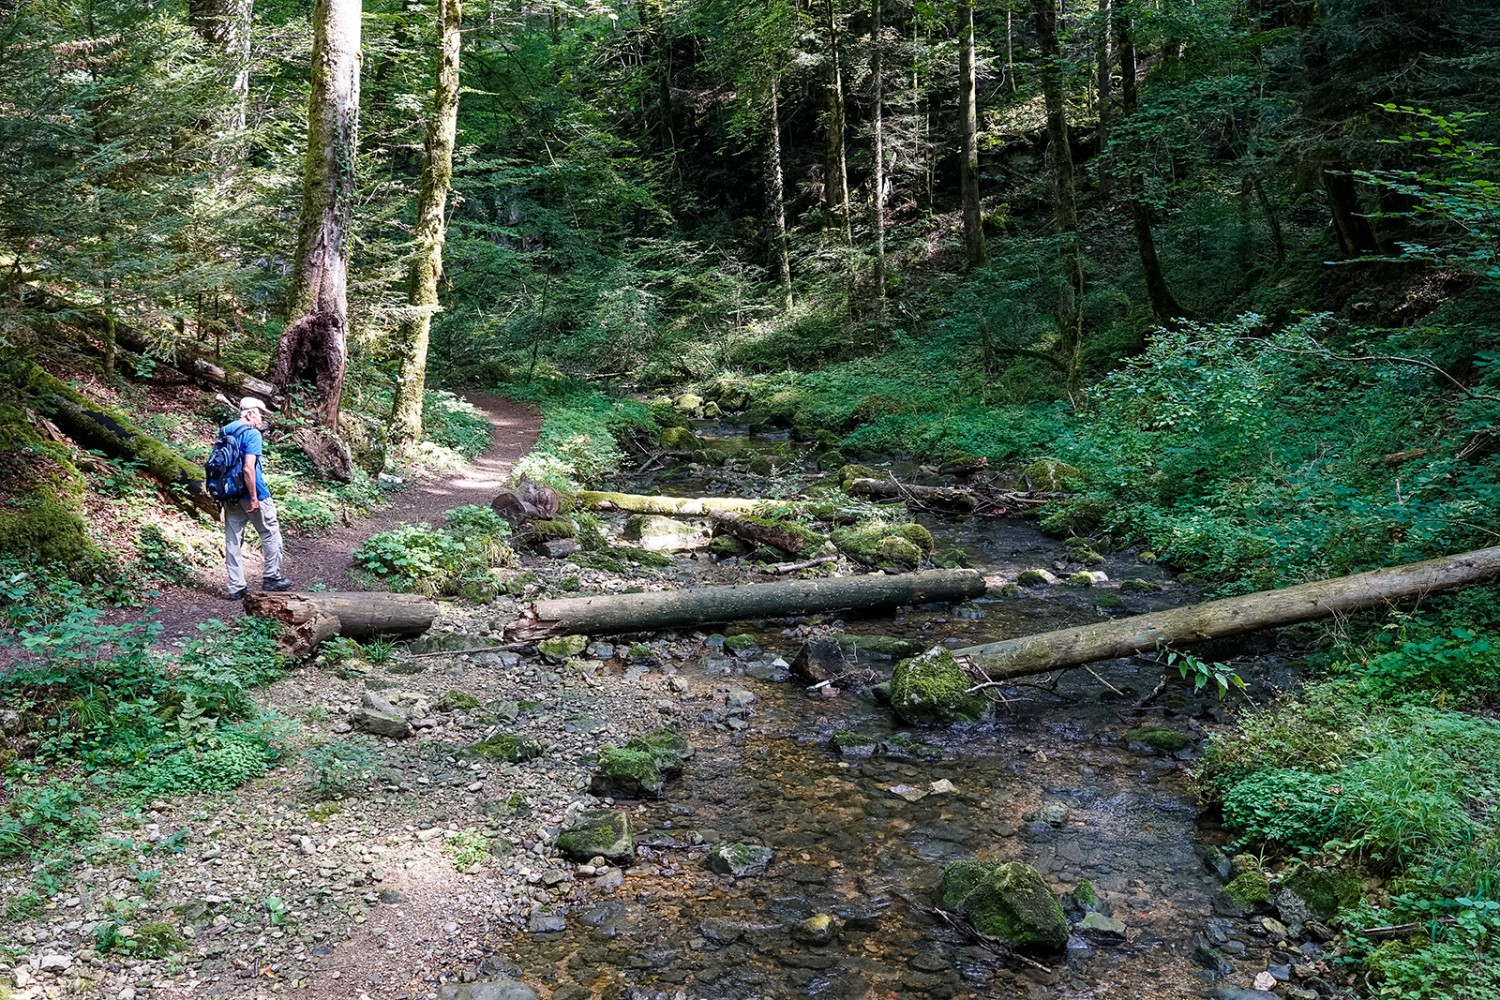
[220,397,293,600]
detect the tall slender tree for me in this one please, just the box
[768,73,794,311]
[958,1,986,267]
[1094,0,1113,200]
[871,0,887,312]
[188,0,254,131]
[1031,0,1083,396]
[823,0,852,244]
[274,0,362,431]
[1116,2,1185,322]
[388,0,463,452]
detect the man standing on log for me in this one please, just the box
[223,397,293,600]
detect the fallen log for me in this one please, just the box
[505,568,987,641]
[278,614,342,662]
[847,477,981,512]
[244,591,439,640]
[709,508,818,556]
[953,545,1500,683]
[20,362,220,516]
[573,490,862,523]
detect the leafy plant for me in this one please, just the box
[444,827,491,872]
[301,739,377,800]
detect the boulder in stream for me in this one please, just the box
[890,649,992,725]
[555,809,634,864]
[437,978,539,1000]
[706,842,774,877]
[941,860,1068,952]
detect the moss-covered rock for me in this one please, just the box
[1095,593,1125,610]
[659,426,705,452]
[831,729,881,758]
[935,547,970,569]
[708,535,750,558]
[556,809,634,864]
[891,522,935,555]
[1281,867,1359,920]
[890,649,991,725]
[1224,870,1272,906]
[1121,578,1163,593]
[836,464,887,489]
[1074,549,1105,566]
[436,689,480,712]
[1064,572,1095,587]
[875,536,923,571]
[468,732,544,762]
[538,634,588,663]
[706,842,774,877]
[624,728,693,775]
[943,860,1068,951]
[591,745,669,798]
[1017,569,1054,587]
[1018,458,1082,492]
[528,518,576,541]
[673,393,705,414]
[1126,727,1193,752]
[832,633,929,659]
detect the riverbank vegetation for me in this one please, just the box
[3,0,1499,994]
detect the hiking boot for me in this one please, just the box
[226,588,248,601]
[263,576,294,592]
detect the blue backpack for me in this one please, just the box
[204,425,249,502]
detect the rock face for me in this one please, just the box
[706,842,774,877]
[350,706,412,739]
[941,860,1068,952]
[890,649,991,725]
[555,809,633,864]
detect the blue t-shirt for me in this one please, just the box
[223,420,271,500]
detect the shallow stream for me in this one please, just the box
[484,429,1287,1000]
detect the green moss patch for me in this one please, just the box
[1127,727,1193,752]
[556,809,633,863]
[468,732,544,762]
[942,860,1068,951]
[890,649,991,725]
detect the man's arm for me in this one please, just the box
[244,453,259,511]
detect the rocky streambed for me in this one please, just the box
[1,431,1342,1000]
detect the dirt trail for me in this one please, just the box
[149,393,540,640]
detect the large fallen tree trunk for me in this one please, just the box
[955,545,1500,682]
[114,325,282,410]
[244,591,439,640]
[506,568,987,641]
[709,508,817,555]
[20,362,220,516]
[847,477,981,511]
[573,490,861,523]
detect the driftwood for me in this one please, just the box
[769,555,839,575]
[953,545,1500,683]
[847,477,981,511]
[506,569,987,641]
[710,508,813,555]
[20,362,220,516]
[244,591,439,640]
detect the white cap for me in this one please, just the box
[240,397,269,414]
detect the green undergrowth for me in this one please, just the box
[0,592,295,883]
[353,504,514,598]
[503,377,657,490]
[1197,586,1500,998]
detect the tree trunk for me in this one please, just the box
[710,509,816,556]
[956,546,1500,682]
[846,478,981,511]
[188,0,254,131]
[244,591,439,638]
[1094,0,1113,201]
[1032,0,1084,396]
[1323,163,1380,257]
[767,75,794,312]
[871,0,888,313]
[823,0,852,244]
[388,0,463,453]
[275,0,362,430]
[572,490,860,522]
[20,363,219,516]
[1116,5,1185,323]
[1253,172,1287,265]
[506,569,988,641]
[652,0,675,156]
[96,310,282,407]
[958,1,987,268]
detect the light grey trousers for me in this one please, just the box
[224,496,285,593]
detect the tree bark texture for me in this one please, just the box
[188,0,254,131]
[244,591,439,638]
[1115,6,1185,322]
[956,546,1500,682]
[1094,0,1113,200]
[710,509,814,556]
[823,0,852,244]
[871,0,888,311]
[275,0,362,430]
[506,569,987,641]
[104,317,282,408]
[767,76,794,312]
[958,2,987,267]
[20,363,219,516]
[1032,0,1084,396]
[388,0,463,453]
[1323,163,1380,257]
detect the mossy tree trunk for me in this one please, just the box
[388,0,463,454]
[958,1,987,268]
[823,0,852,245]
[1094,0,1113,201]
[21,363,219,516]
[871,0,888,317]
[274,0,361,431]
[768,74,794,312]
[1032,0,1085,398]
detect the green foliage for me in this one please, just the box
[353,505,512,596]
[506,380,656,490]
[444,827,491,872]
[301,739,377,800]
[421,391,492,458]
